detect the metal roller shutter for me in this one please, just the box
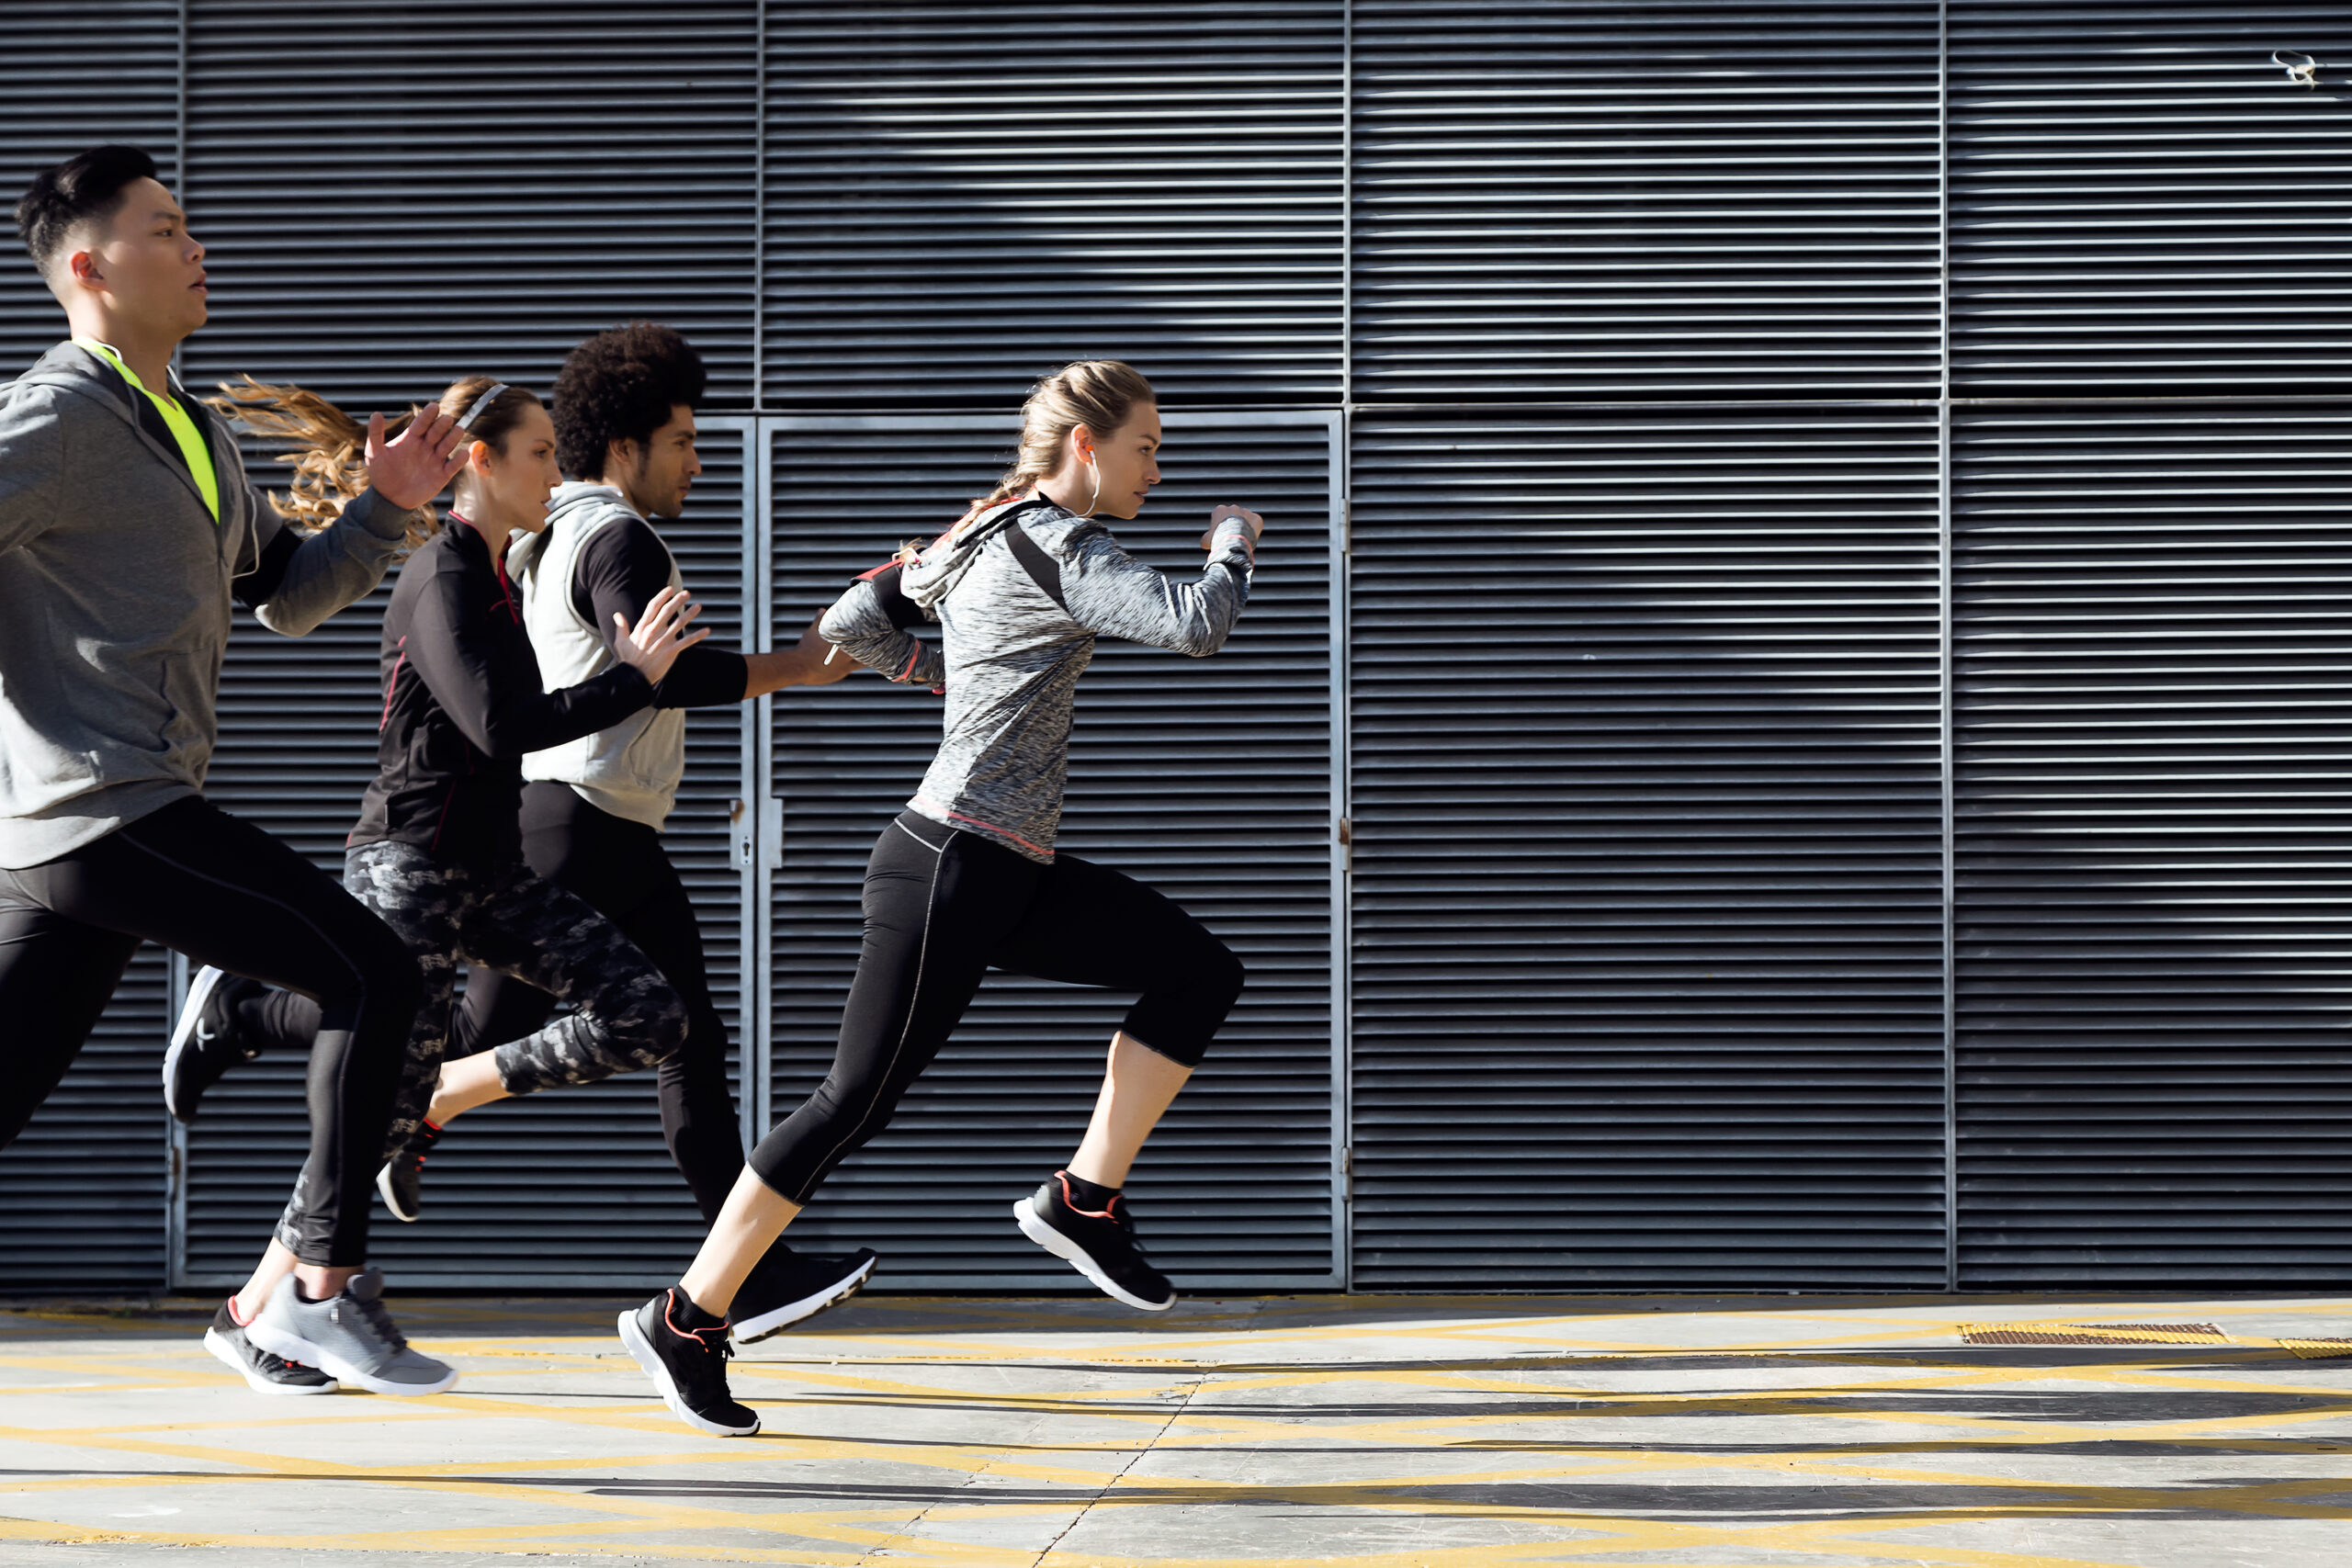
[1349,408,1949,1289]
[184,433,753,1288]
[0,6,181,1290]
[1951,403,2352,1285]
[1949,3,2352,395]
[1349,1,1943,401]
[178,0,758,407]
[760,2,1344,408]
[761,412,1341,1288]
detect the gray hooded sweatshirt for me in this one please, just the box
[0,341,409,868]
[820,497,1255,863]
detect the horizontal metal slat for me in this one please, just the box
[761,4,1343,408]
[1950,2,2352,393]
[1953,401,2352,1285]
[178,2,757,411]
[1350,408,1945,1289]
[1351,2,1943,400]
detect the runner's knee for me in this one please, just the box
[610,975,688,1070]
[1124,932,1244,1069]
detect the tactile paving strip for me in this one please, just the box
[2278,1337,2352,1359]
[1961,1321,2230,1346]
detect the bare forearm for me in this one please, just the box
[743,645,835,697]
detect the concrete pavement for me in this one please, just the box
[4,1290,2352,1566]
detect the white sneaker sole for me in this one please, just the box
[1012,1200,1176,1313]
[163,964,231,1123]
[731,1254,879,1347]
[376,1159,420,1223]
[243,1318,458,1397]
[617,1309,760,1437]
[203,1325,339,1395]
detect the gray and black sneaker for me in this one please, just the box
[620,1288,760,1437]
[243,1268,458,1396]
[201,1298,338,1395]
[164,965,262,1124]
[376,1119,441,1223]
[1014,1170,1177,1312]
[730,1244,880,1346]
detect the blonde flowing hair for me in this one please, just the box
[956,358,1156,529]
[207,374,540,549]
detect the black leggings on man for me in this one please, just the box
[745,810,1245,1204]
[0,796,417,1266]
[450,781,741,1221]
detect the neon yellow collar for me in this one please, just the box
[74,336,220,524]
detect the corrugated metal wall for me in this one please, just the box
[1350,408,1950,1289]
[1946,4,2352,1285]
[4,0,2346,1292]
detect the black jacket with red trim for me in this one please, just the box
[350,517,651,863]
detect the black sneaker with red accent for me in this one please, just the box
[376,1119,441,1223]
[619,1288,760,1437]
[1013,1171,1177,1312]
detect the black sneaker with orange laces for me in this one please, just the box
[619,1287,760,1437]
[375,1118,441,1223]
[1013,1169,1177,1312]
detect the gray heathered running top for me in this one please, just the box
[819,497,1256,863]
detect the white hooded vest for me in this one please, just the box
[509,482,686,829]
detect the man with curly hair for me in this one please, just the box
[461,324,880,1339]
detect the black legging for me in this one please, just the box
[452,782,741,1221]
[0,796,418,1266]
[746,810,1245,1204]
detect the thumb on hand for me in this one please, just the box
[366,411,388,465]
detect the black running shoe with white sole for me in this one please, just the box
[619,1288,760,1437]
[730,1244,880,1346]
[202,1300,338,1395]
[1014,1171,1176,1312]
[164,965,262,1124]
[376,1119,441,1223]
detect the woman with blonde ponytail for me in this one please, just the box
[616,360,1267,1438]
[166,375,713,1398]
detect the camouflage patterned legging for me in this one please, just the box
[345,840,687,1158]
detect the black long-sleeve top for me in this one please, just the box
[350,517,651,863]
[565,513,747,709]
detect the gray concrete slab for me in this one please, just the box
[3,1292,2350,1566]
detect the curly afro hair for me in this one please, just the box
[551,321,707,481]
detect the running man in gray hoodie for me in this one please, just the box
[0,146,469,1395]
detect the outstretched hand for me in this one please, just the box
[366,400,472,512]
[613,585,710,686]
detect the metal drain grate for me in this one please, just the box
[1960,1322,2230,1347]
[2278,1338,2352,1360]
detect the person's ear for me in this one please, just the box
[67,249,104,292]
[464,438,491,475]
[1071,424,1095,465]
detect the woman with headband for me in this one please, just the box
[182,375,707,1395]
[618,359,1264,1437]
